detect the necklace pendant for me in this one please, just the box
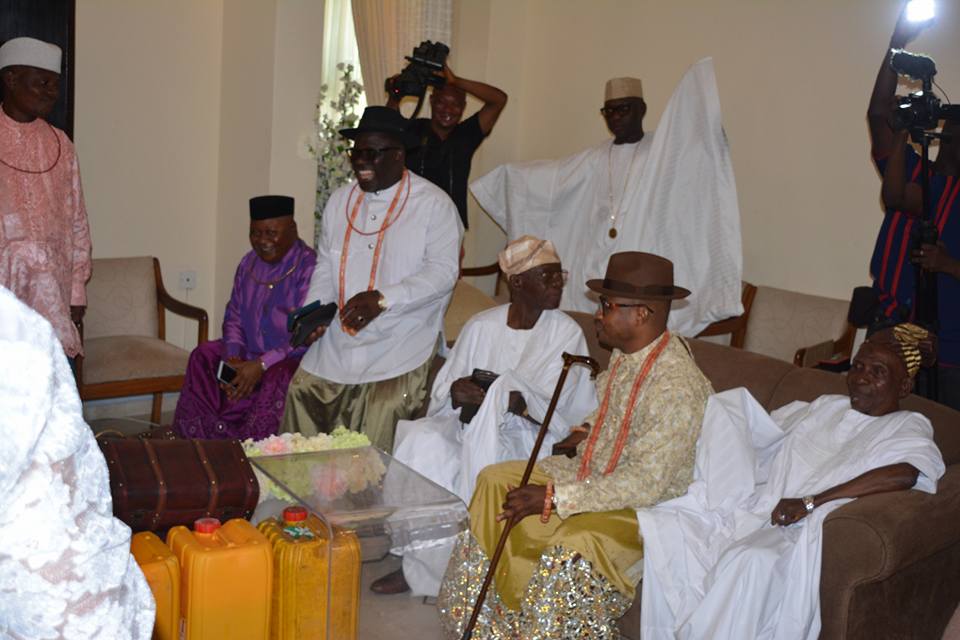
[268,283,274,290]
[608,228,618,239]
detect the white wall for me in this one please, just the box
[453,0,960,301]
[75,0,960,346]
[75,0,224,348]
[75,0,326,347]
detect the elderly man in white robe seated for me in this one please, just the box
[374,236,598,596]
[637,323,946,640]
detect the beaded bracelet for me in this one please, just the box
[541,481,555,523]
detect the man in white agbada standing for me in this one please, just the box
[0,285,155,639]
[375,236,598,596]
[469,59,742,336]
[637,323,945,639]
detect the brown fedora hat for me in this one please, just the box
[586,252,690,300]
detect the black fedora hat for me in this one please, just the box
[586,252,690,300]
[339,106,419,149]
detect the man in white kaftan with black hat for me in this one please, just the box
[470,59,742,336]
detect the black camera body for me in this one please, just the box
[386,40,450,100]
[890,49,960,132]
[894,90,945,131]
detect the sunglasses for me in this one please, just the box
[598,296,652,315]
[347,146,402,161]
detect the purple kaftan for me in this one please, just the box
[173,239,317,439]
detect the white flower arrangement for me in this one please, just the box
[243,427,385,503]
[310,63,364,247]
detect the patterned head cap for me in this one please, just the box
[498,235,561,277]
[867,323,936,377]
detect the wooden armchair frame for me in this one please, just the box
[77,257,208,423]
[792,322,857,367]
[461,262,504,297]
[695,282,758,349]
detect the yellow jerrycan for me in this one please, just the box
[257,506,361,640]
[167,517,273,640]
[131,531,180,640]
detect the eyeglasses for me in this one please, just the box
[600,103,633,117]
[346,146,402,161]
[598,296,652,315]
[535,269,568,284]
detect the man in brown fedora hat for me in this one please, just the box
[438,251,713,638]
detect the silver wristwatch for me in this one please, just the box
[802,495,816,513]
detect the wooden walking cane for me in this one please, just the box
[460,352,601,640]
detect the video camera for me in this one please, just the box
[890,49,960,132]
[385,40,450,101]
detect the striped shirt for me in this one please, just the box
[871,147,960,365]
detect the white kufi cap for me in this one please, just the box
[604,77,643,101]
[0,37,62,74]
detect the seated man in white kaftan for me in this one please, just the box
[469,60,743,336]
[375,236,598,596]
[0,285,155,639]
[637,323,946,640]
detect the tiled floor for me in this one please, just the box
[360,556,443,639]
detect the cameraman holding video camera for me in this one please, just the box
[867,5,960,409]
[386,63,506,229]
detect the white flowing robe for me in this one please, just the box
[637,388,945,640]
[0,286,155,639]
[470,58,742,336]
[393,305,598,505]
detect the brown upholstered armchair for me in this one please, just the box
[77,257,208,423]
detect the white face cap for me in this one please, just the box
[604,77,643,102]
[0,37,62,74]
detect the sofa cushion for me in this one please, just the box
[444,280,498,344]
[902,395,960,466]
[688,339,795,407]
[82,336,189,384]
[767,366,849,410]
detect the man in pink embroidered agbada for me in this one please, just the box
[0,37,91,364]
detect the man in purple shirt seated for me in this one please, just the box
[174,195,317,440]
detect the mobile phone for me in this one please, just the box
[470,368,499,391]
[216,360,238,385]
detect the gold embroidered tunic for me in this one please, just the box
[541,333,713,518]
[438,333,713,639]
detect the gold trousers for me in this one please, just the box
[280,354,434,452]
[470,460,644,611]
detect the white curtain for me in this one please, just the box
[351,0,453,107]
[321,0,366,119]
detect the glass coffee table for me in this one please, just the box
[250,446,468,561]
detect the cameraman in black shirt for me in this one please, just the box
[387,64,507,229]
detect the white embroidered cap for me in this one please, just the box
[604,77,643,102]
[0,37,62,74]
[498,235,561,277]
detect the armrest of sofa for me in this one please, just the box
[820,465,960,611]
